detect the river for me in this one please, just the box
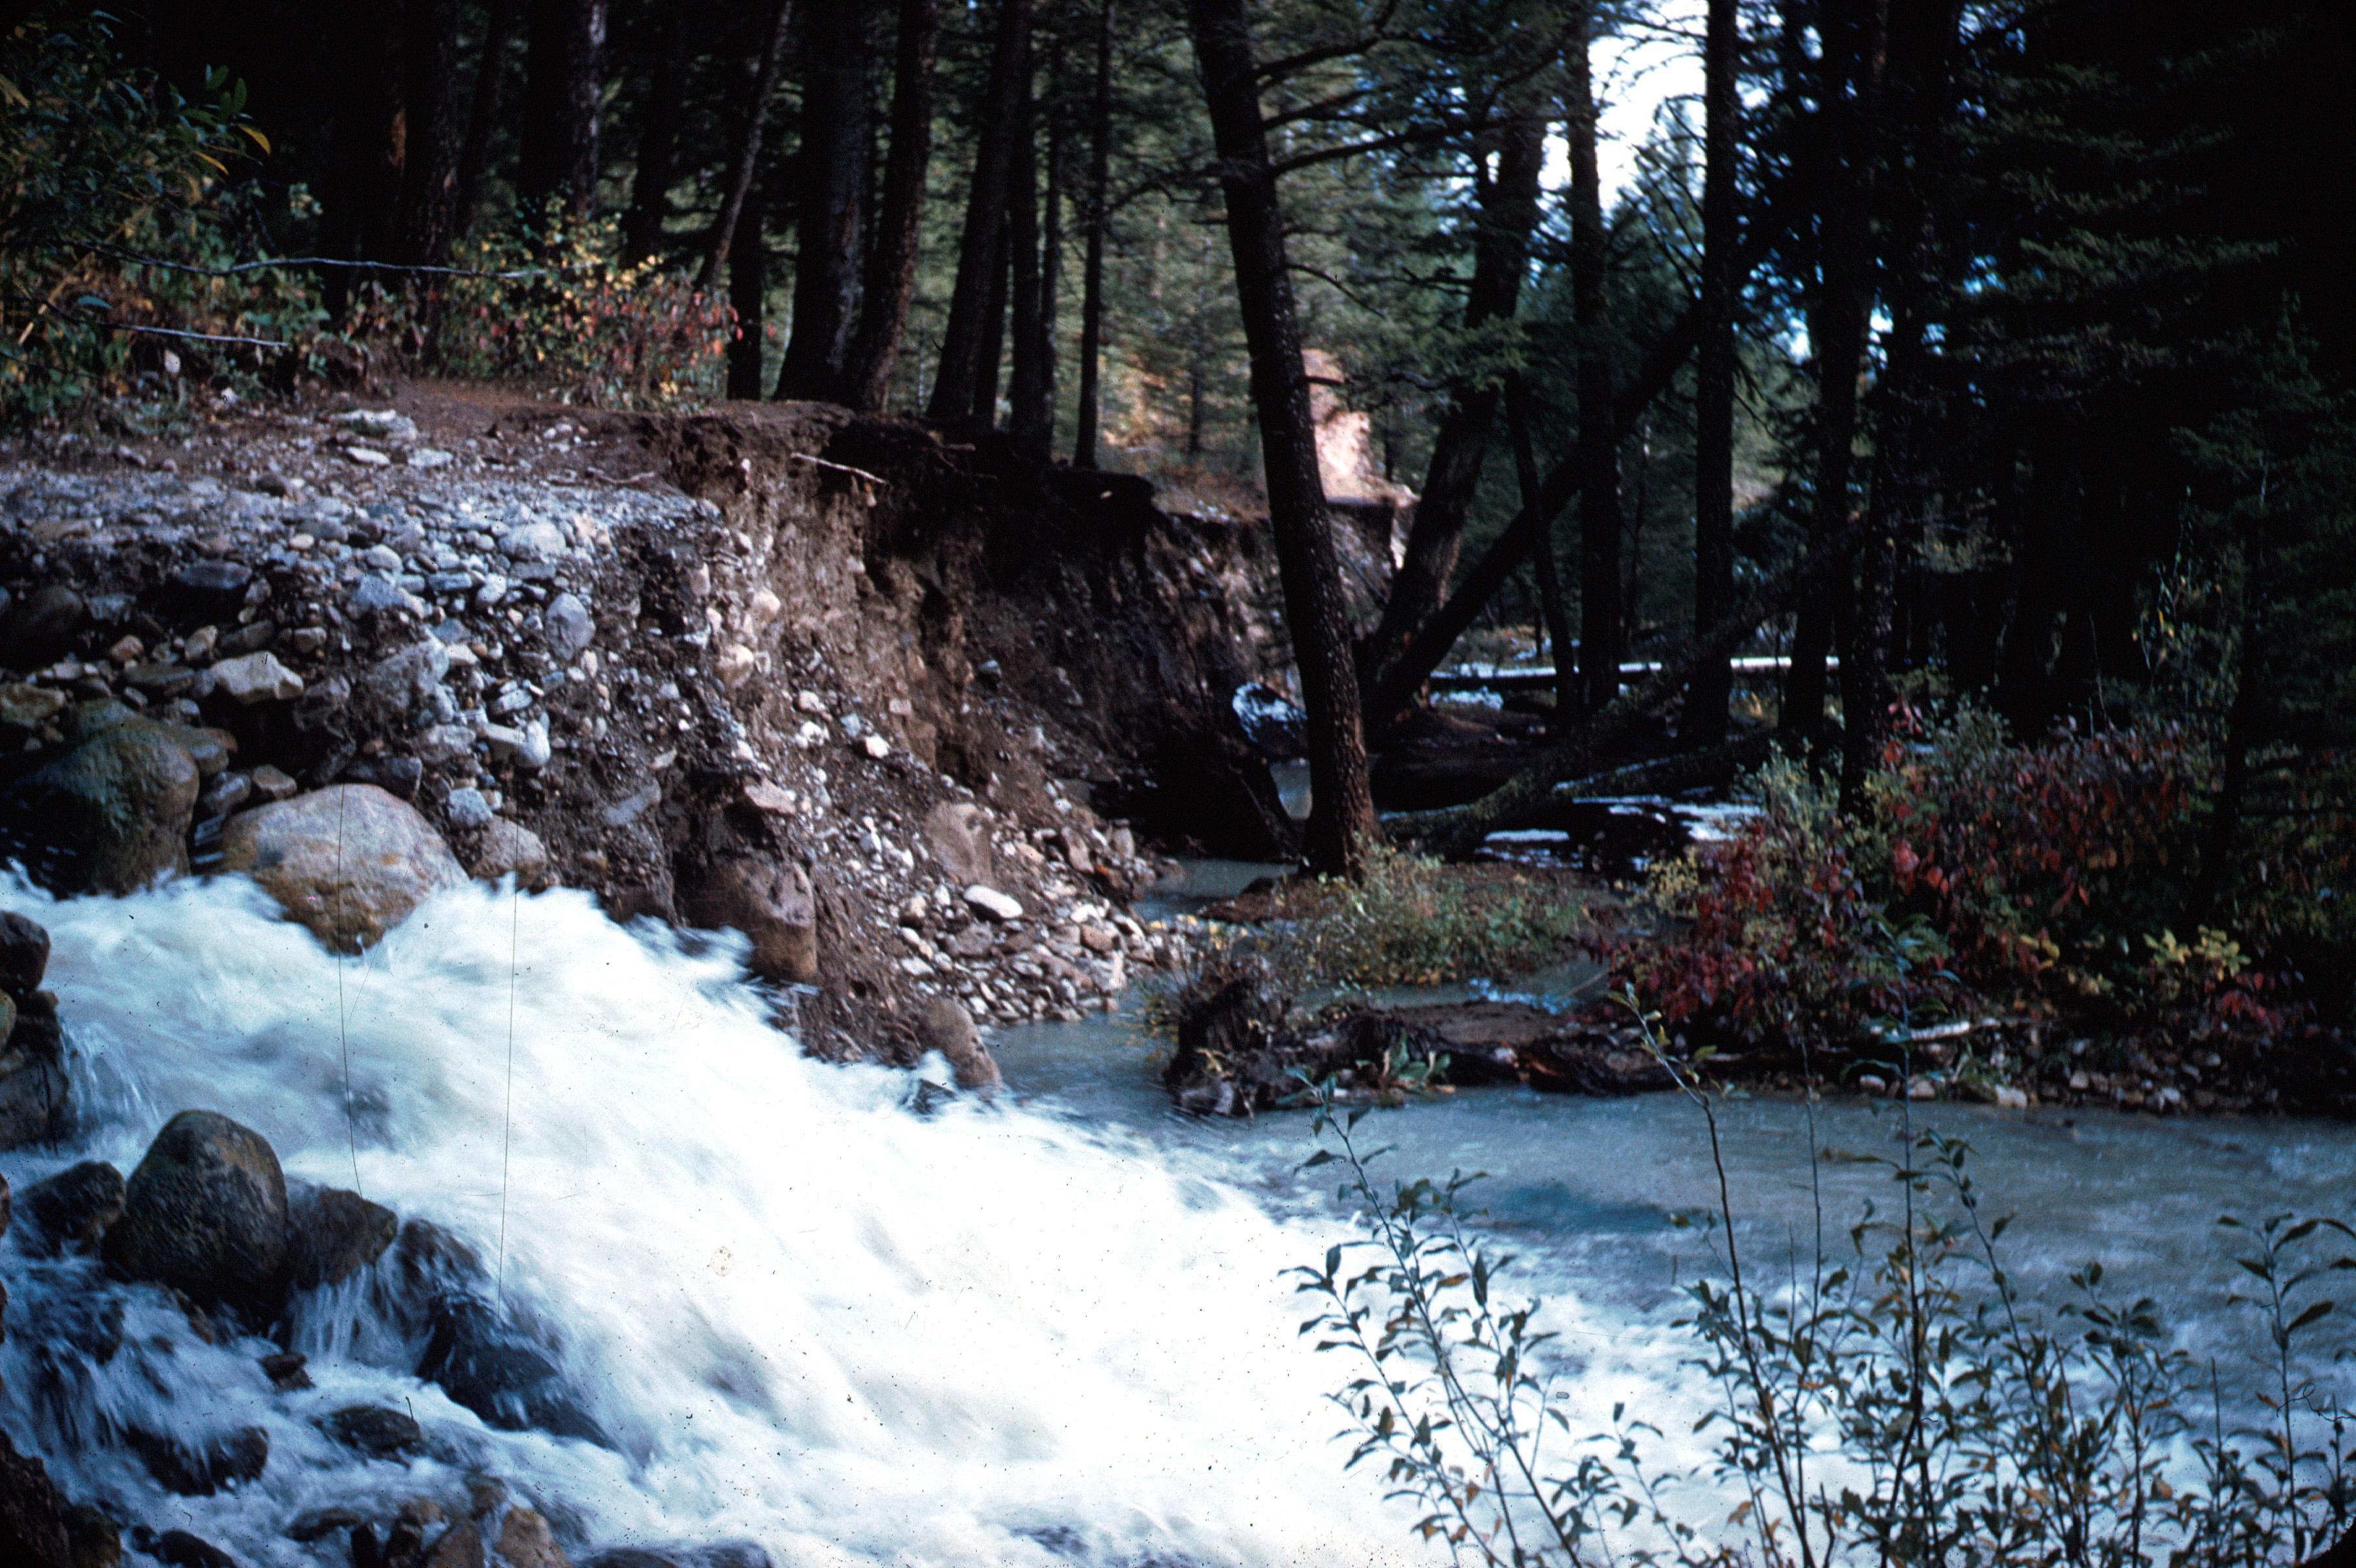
[3,868,2351,1566]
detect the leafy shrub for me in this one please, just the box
[341,205,731,408]
[0,16,320,419]
[1614,705,2275,1049]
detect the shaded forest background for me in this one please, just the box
[5,0,2356,1012]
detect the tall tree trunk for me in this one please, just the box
[1569,5,1622,717]
[928,0,1033,425]
[1071,0,1116,466]
[517,0,606,220]
[696,0,794,293]
[973,224,1012,426]
[390,0,461,267]
[775,2,870,400]
[1782,0,1887,743]
[725,172,770,399]
[621,5,687,264]
[1510,376,1579,726]
[843,0,940,412]
[323,0,408,307]
[1682,0,1741,744]
[453,0,521,240]
[1185,0,1378,877]
[1007,62,1053,459]
[1360,91,1548,704]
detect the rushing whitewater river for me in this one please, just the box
[3,870,2353,1567]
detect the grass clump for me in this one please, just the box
[1217,845,1589,997]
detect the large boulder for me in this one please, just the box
[0,721,199,894]
[216,785,465,951]
[681,855,817,985]
[418,1294,608,1446]
[101,1110,289,1321]
[0,910,50,994]
[913,997,999,1096]
[125,1426,269,1496]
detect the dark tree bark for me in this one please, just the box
[621,5,687,264]
[1071,0,1116,466]
[929,0,1033,425]
[454,0,521,240]
[973,223,1012,425]
[1007,61,1054,459]
[1509,376,1579,725]
[1359,93,1548,702]
[323,0,407,299]
[843,0,940,412]
[1682,0,1741,744]
[697,0,795,293]
[1781,0,1888,741]
[1569,5,1623,717]
[775,2,871,400]
[389,0,462,267]
[1185,0,1378,877]
[517,0,607,220]
[725,171,770,399]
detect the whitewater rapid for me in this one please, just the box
[0,874,1435,1567]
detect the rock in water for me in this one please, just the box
[216,785,465,951]
[0,722,199,893]
[0,1429,73,1568]
[470,819,551,889]
[0,992,71,1151]
[287,1186,397,1289]
[319,1405,423,1460]
[681,855,817,985]
[102,1110,289,1320]
[495,1509,570,1568]
[0,911,50,994]
[125,1426,269,1496]
[12,1162,125,1256]
[417,1295,608,1446]
[914,997,1000,1096]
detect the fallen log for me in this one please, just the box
[1397,519,1869,858]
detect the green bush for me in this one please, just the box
[0,15,321,420]
[342,204,732,409]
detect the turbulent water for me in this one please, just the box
[0,875,1422,1567]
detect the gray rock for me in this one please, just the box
[0,719,199,893]
[0,996,69,1151]
[0,910,48,994]
[922,802,995,884]
[349,574,425,618]
[0,681,67,740]
[915,997,1000,1096]
[443,787,495,831]
[12,1162,124,1256]
[544,593,594,661]
[470,819,551,889]
[482,720,551,772]
[0,585,82,665]
[103,1110,289,1319]
[167,561,253,622]
[216,784,465,951]
[355,640,451,725]
[287,1186,397,1289]
[329,408,419,443]
[416,724,477,766]
[681,855,816,985]
[197,771,252,820]
[127,1425,269,1495]
[499,521,568,561]
[209,651,303,705]
[319,1405,423,1460]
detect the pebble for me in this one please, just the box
[964,885,1024,923]
[210,651,304,704]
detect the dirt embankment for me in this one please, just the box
[0,385,1298,1060]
